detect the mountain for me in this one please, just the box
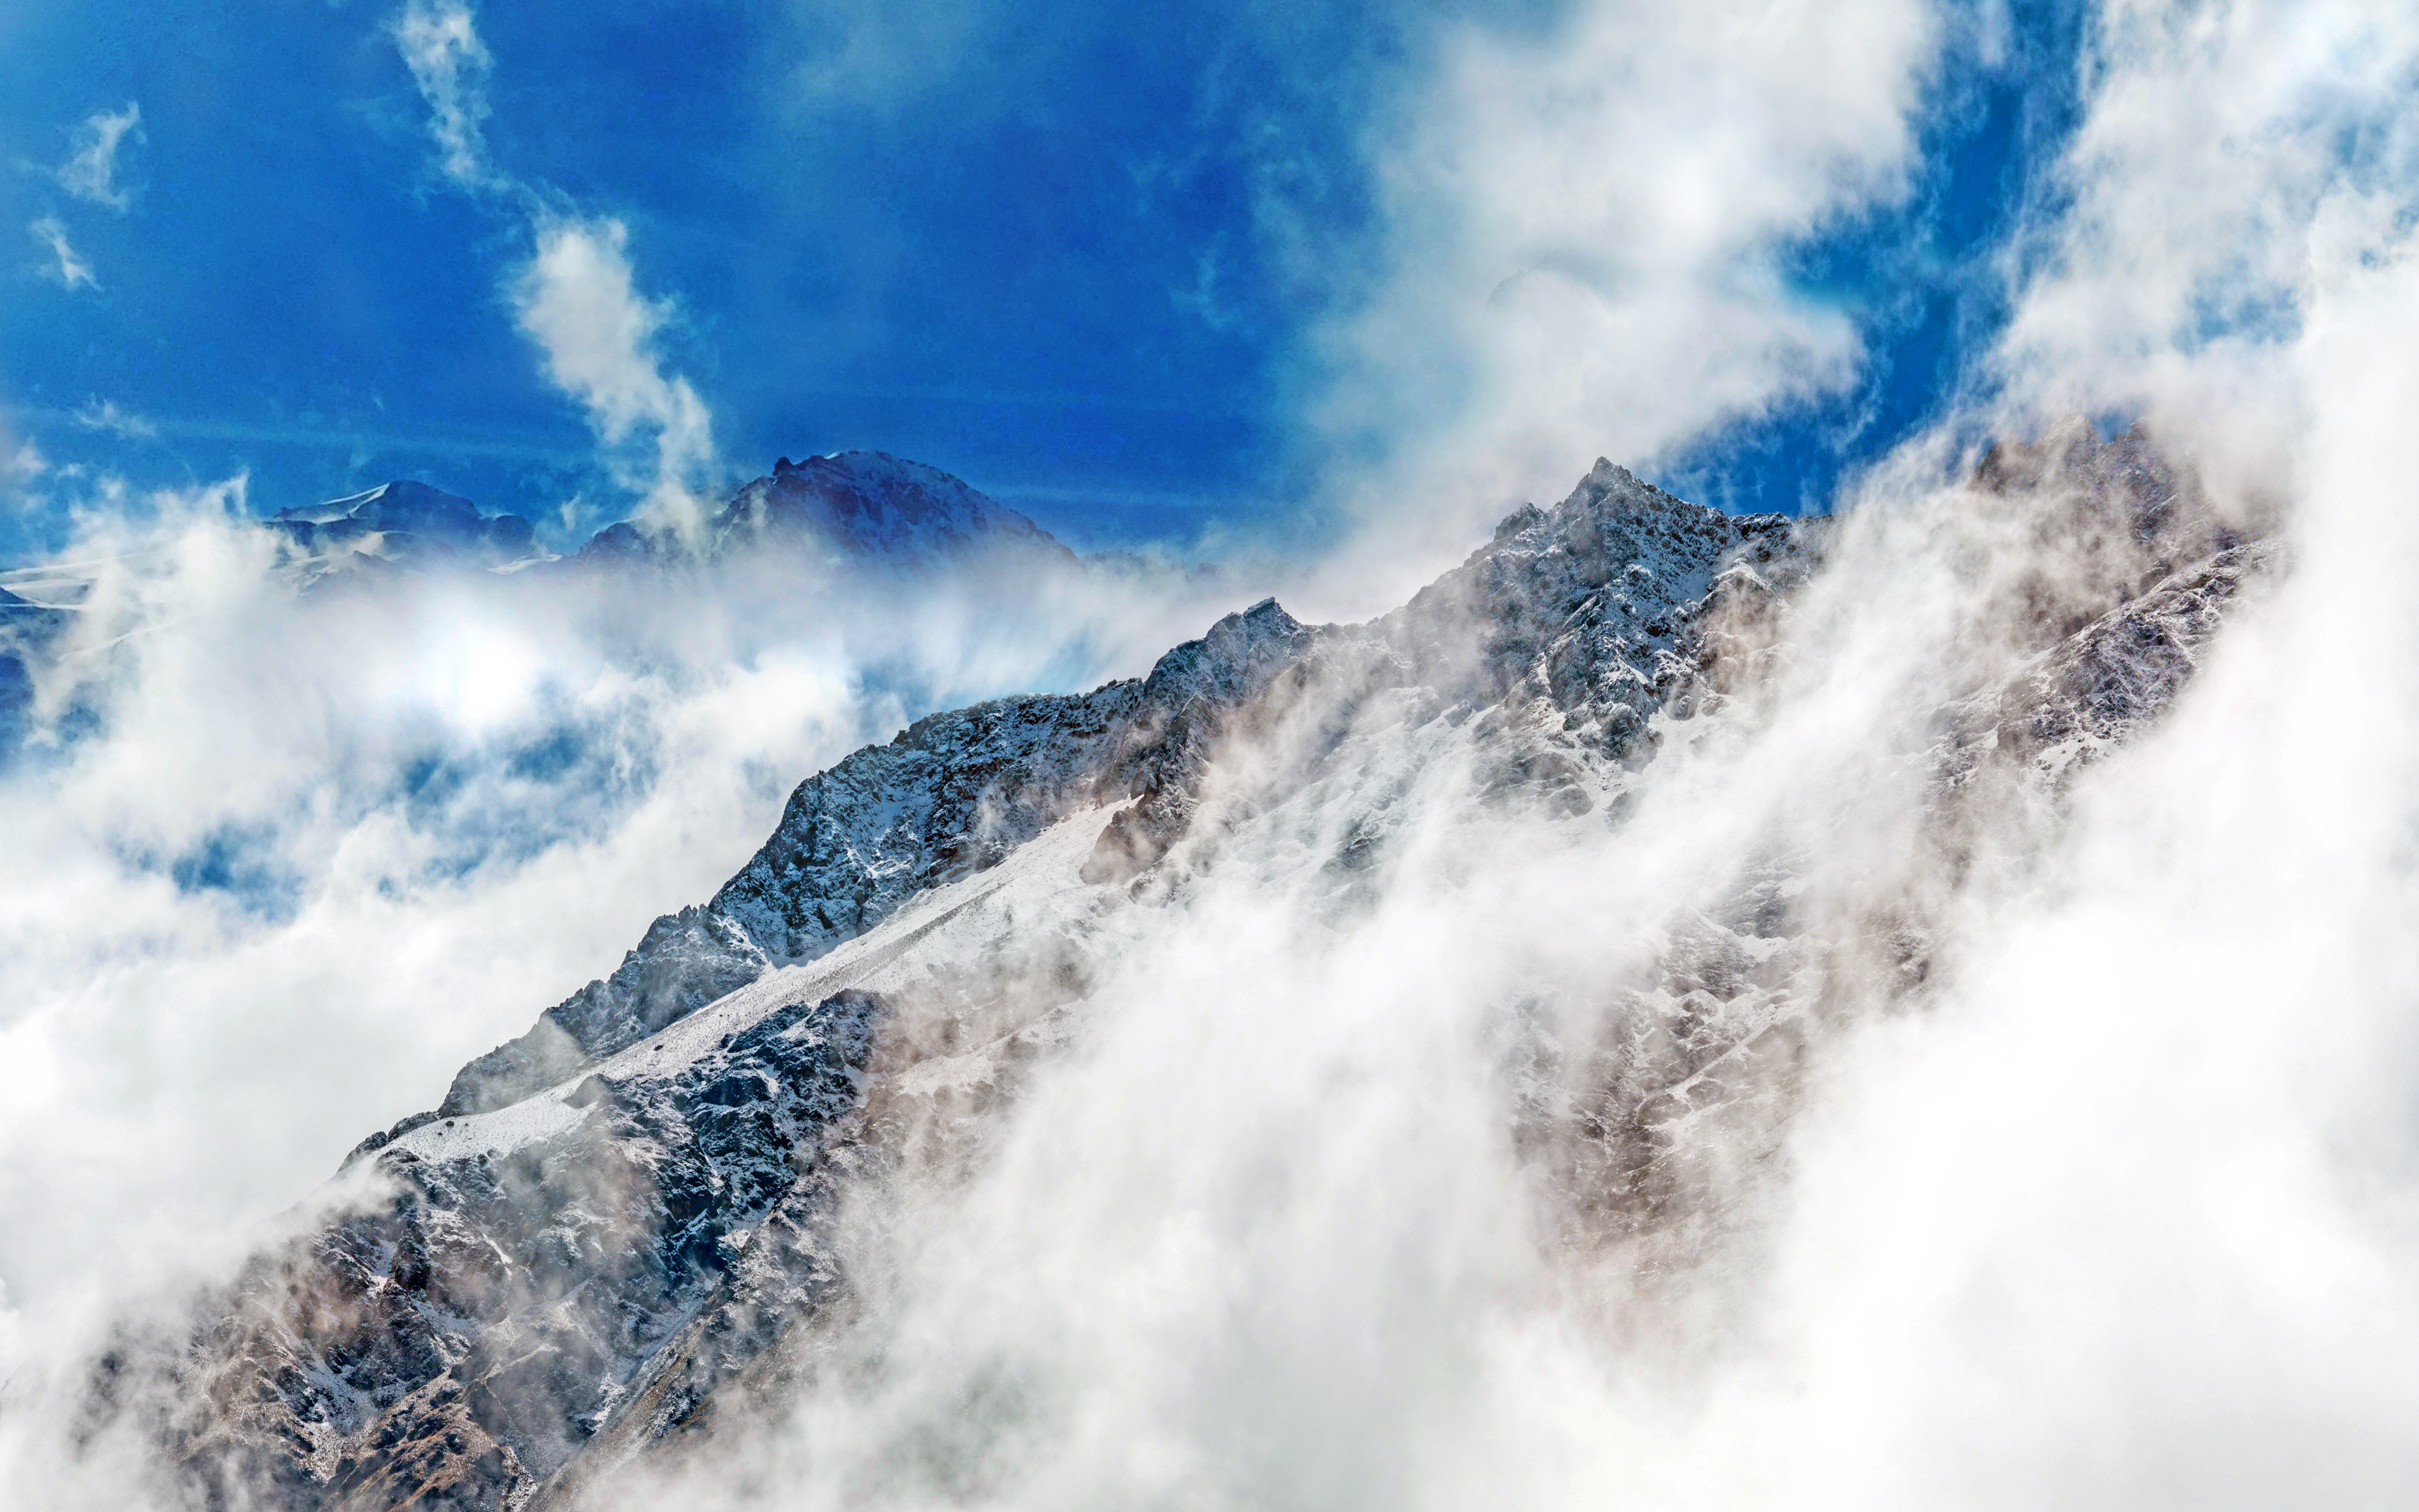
[168,450,1064,583]
[569,451,1076,571]
[270,480,540,572]
[0,454,1075,768]
[87,431,2264,1509]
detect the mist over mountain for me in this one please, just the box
[10,0,2419,1507]
[265,451,1075,583]
[269,481,538,573]
[0,452,1086,771]
[30,425,2289,1509]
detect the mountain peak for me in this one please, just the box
[708,450,1070,564]
[276,479,477,527]
[270,480,537,570]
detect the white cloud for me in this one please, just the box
[775,0,1002,118]
[73,399,158,443]
[1293,0,1946,611]
[514,217,718,540]
[1989,0,2419,492]
[28,217,95,290]
[55,102,141,213]
[390,0,720,538]
[390,0,498,191]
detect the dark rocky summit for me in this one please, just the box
[85,430,2267,1510]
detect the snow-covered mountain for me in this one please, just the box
[0,452,1077,769]
[270,481,540,572]
[76,427,2266,1510]
[570,451,1077,573]
[264,451,1072,579]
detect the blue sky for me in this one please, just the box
[2,0,2084,561]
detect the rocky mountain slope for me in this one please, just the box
[86,429,2264,1510]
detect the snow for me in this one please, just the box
[384,803,1126,1165]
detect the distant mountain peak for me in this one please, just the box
[271,479,537,570]
[712,450,1069,563]
[256,451,1074,583]
[275,479,477,527]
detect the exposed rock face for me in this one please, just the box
[163,989,882,1512]
[103,432,2269,1510]
[1945,423,2269,783]
[431,599,1317,1120]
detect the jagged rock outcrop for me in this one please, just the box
[1529,423,2276,1271]
[432,596,1328,1120]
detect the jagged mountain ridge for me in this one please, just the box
[416,459,1778,1124]
[106,431,2263,1511]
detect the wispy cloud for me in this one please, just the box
[55,102,142,213]
[74,400,158,443]
[513,218,717,539]
[29,217,97,290]
[389,0,720,539]
[1989,0,2419,490]
[390,1,497,191]
[1294,0,1944,608]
